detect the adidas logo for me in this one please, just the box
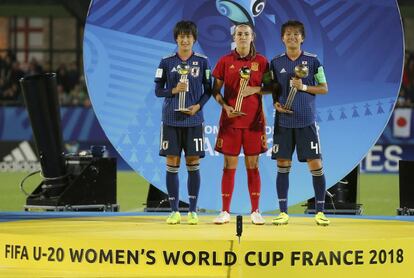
[280,68,286,73]
[1,141,40,172]
[3,141,37,162]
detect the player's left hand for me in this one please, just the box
[291,78,303,90]
[181,104,200,116]
[274,102,292,114]
[241,86,260,97]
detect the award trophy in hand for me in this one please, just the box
[283,64,309,113]
[175,62,190,112]
[234,66,251,115]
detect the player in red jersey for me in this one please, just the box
[212,23,271,225]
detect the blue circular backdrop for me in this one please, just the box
[83,0,404,213]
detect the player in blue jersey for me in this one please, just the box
[270,20,330,226]
[154,21,212,225]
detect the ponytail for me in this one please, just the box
[250,41,256,58]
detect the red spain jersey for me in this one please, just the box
[213,51,269,129]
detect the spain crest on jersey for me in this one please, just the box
[251,62,259,71]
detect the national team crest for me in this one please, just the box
[251,62,259,71]
[191,66,200,77]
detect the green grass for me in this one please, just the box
[358,174,399,215]
[0,172,37,211]
[117,171,149,211]
[0,172,400,215]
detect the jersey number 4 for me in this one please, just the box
[311,141,320,155]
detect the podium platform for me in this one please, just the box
[1,212,413,277]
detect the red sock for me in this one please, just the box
[247,168,261,212]
[221,168,236,212]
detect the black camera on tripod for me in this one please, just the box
[20,73,118,211]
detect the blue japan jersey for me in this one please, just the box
[154,52,212,127]
[270,51,325,128]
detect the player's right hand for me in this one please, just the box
[224,104,244,118]
[274,102,292,114]
[291,78,303,90]
[172,82,188,94]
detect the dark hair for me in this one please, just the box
[281,20,305,39]
[233,23,256,58]
[174,20,198,41]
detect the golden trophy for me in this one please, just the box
[283,64,309,113]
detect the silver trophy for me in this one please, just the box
[283,64,309,113]
[175,62,190,112]
[234,66,251,114]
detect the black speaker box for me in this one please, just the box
[399,160,414,210]
[305,166,362,215]
[25,156,118,211]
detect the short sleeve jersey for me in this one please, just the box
[213,51,269,129]
[270,51,325,128]
[154,52,211,127]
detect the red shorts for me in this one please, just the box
[215,126,268,156]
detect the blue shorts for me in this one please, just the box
[271,123,322,162]
[159,124,205,158]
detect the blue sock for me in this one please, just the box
[187,164,200,212]
[276,165,290,213]
[311,168,326,212]
[166,165,179,211]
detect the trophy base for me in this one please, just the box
[282,106,294,114]
[174,108,191,112]
[232,111,246,116]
